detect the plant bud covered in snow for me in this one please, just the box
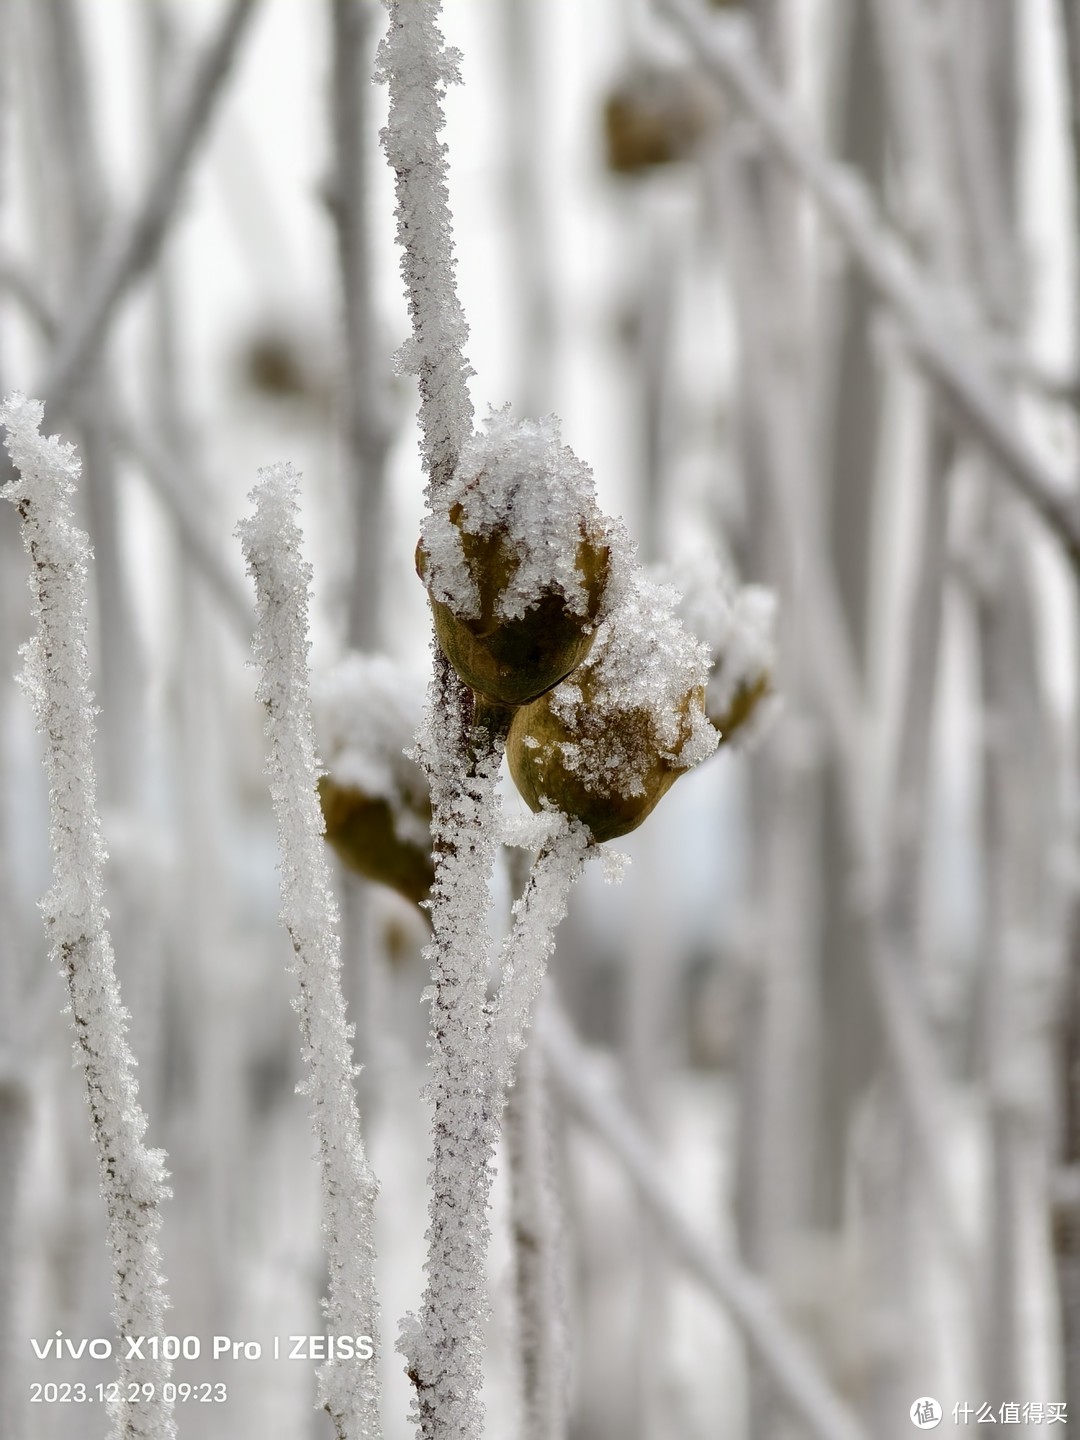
[507,571,718,842]
[416,406,614,707]
[312,653,433,906]
[659,551,777,746]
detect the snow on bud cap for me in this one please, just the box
[312,653,433,906]
[417,406,614,707]
[657,551,777,747]
[507,571,718,842]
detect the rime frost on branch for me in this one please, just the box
[376,0,706,1424]
[237,464,381,1440]
[488,819,591,1098]
[1,393,175,1440]
[376,0,474,495]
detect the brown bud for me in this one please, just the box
[708,671,772,746]
[319,774,433,908]
[603,67,715,174]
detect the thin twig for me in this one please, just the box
[238,463,381,1440]
[540,1001,869,1440]
[330,0,395,651]
[0,260,252,639]
[376,0,474,498]
[41,0,261,417]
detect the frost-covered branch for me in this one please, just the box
[376,0,474,497]
[488,823,590,1099]
[1,393,175,1440]
[376,5,509,1435]
[540,1002,869,1440]
[237,464,381,1440]
[658,0,1080,567]
[401,671,506,1440]
[42,0,261,417]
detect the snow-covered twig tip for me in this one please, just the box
[377,0,474,495]
[238,463,381,1440]
[1,392,175,1440]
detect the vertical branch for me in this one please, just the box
[1054,0,1080,1407]
[376,0,474,499]
[330,0,394,651]
[328,0,396,1138]
[1,394,175,1440]
[377,6,493,1436]
[403,669,506,1440]
[237,463,381,1440]
[505,1012,568,1440]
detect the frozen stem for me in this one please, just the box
[1,393,175,1440]
[238,463,381,1440]
[376,0,474,498]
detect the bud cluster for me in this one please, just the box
[416,410,769,842]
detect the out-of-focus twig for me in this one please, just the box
[658,0,1080,568]
[540,1001,868,1440]
[41,0,261,418]
[330,0,395,652]
[0,251,251,638]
